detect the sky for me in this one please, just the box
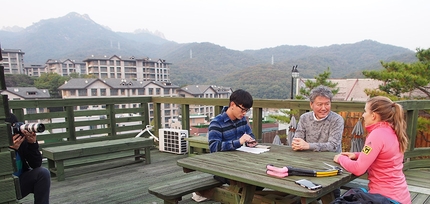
[1,0,429,51]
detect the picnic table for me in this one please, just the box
[177,144,358,204]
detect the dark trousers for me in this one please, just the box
[19,167,51,204]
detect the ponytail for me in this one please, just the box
[391,103,409,152]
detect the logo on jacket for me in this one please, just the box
[362,145,372,155]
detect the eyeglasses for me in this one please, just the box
[234,102,249,113]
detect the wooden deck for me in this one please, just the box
[19,149,216,204]
[18,148,430,204]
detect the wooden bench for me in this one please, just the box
[42,137,153,181]
[185,136,209,156]
[148,171,222,204]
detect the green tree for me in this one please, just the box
[363,47,430,140]
[4,74,36,87]
[362,48,430,98]
[34,73,68,98]
[296,67,339,99]
[69,72,80,78]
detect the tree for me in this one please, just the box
[296,67,339,99]
[34,73,68,98]
[362,48,430,98]
[363,47,430,142]
[4,74,36,87]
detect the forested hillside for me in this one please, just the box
[0,12,418,99]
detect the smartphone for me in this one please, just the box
[294,179,322,190]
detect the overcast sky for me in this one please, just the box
[1,0,429,51]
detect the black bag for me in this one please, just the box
[330,188,395,204]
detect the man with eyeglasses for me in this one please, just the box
[208,89,257,153]
[291,85,344,198]
[192,89,259,202]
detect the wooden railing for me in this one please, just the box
[5,97,152,148]
[1,96,429,153]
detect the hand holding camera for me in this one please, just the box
[10,130,37,149]
[10,134,25,150]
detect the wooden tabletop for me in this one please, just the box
[177,144,357,200]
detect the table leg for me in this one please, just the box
[320,191,335,204]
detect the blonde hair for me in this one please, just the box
[367,96,409,152]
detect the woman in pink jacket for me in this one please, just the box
[334,96,410,204]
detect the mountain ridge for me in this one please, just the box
[0,12,418,99]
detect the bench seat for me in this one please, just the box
[148,171,222,204]
[42,137,153,181]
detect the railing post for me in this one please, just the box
[405,108,418,151]
[252,107,263,141]
[65,106,77,141]
[106,104,117,137]
[214,105,224,116]
[141,102,149,129]
[153,102,161,137]
[181,104,190,131]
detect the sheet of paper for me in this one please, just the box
[236,146,270,154]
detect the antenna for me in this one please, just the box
[190,49,192,59]
[272,55,274,65]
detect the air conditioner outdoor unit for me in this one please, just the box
[158,129,188,154]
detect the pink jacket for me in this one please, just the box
[338,122,410,204]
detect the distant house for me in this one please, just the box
[3,87,51,100]
[178,85,233,119]
[297,78,383,101]
[329,78,383,101]
[297,78,430,101]
[1,87,51,114]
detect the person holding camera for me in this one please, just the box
[7,114,51,204]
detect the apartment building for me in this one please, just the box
[45,59,86,76]
[1,48,25,74]
[178,85,233,120]
[58,78,179,128]
[83,55,170,81]
[24,64,47,77]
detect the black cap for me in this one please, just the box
[5,113,18,124]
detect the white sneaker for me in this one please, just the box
[191,192,208,202]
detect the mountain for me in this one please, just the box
[0,12,418,99]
